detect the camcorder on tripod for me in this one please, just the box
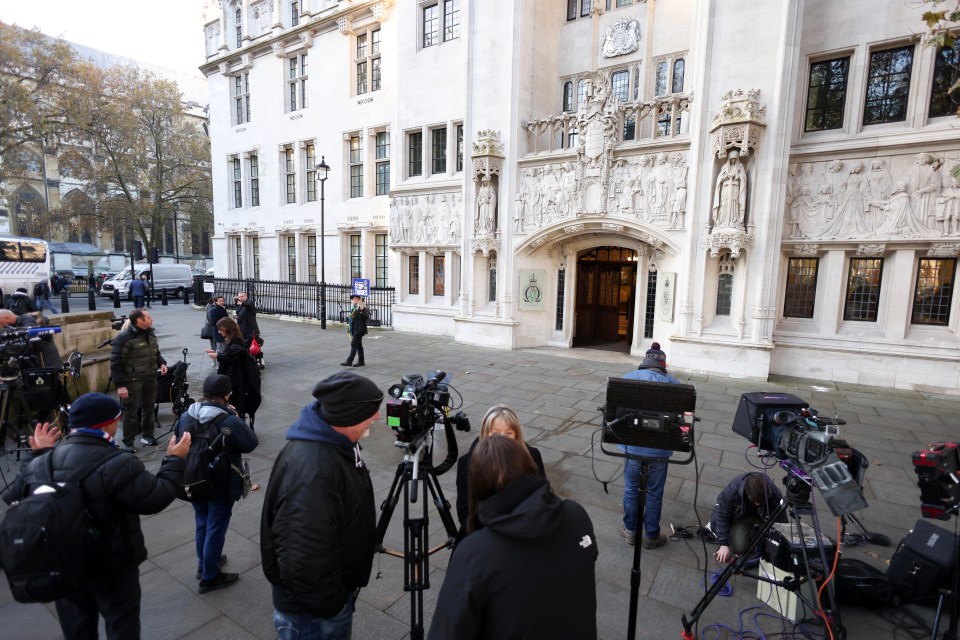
[682,392,875,640]
[375,371,470,640]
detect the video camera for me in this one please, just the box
[0,326,62,378]
[912,442,960,520]
[733,392,867,516]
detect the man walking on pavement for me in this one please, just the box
[129,273,147,309]
[110,309,167,451]
[341,295,369,367]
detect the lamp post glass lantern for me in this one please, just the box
[316,155,330,329]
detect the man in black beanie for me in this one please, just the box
[260,371,383,640]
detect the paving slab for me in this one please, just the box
[0,301,951,638]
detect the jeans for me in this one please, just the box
[36,296,59,314]
[55,564,141,640]
[193,500,234,581]
[623,458,668,539]
[274,595,355,640]
[132,295,144,309]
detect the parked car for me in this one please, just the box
[95,271,117,292]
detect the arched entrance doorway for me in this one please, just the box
[574,246,637,350]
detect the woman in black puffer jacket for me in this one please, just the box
[205,317,261,424]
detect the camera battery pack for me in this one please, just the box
[886,519,957,601]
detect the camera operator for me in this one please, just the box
[0,309,62,368]
[619,342,680,550]
[260,371,383,640]
[710,472,785,563]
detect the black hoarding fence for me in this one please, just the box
[193,276,395,328]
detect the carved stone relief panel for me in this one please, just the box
[515,150,689,236]
[784,152,960,241]
[388,192,463,248]
[601,18,641,58]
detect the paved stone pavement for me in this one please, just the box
[0,300,955,639]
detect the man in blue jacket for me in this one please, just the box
[129,274,146,309]
[620,341,681,549]
[260,371,383,640]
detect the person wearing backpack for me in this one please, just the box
[175,374,258,594]
[0,392,191,639]
[8,287,37,316]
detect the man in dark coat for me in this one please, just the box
[260,371,383,640]
[2,393,191,639]
[711,472,785,563]
[110,309,167,451]
[340,295,370,367]
[8,287,37,316]
[235,291,263,369]
[175,374,258,593]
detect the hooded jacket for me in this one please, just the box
[710,472,785,545]
[260,401,375,618]
[175,401,258,502]
[428,475,598,640]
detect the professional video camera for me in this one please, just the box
[0,326,62,378]
[732,392,866,517]
[386,371,470,447]
[912,441,960,520]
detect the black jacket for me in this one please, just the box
[8,291,36,316]
[2,432,185,573]
[206,303,228,342]
[260,402,376,618]
[215,336,262,418]
[348,305,369,337]
[429,475,598,640]
[175,401,258,501]
[236,298,260,339]
[110,324,166,386]
[710,472,785,545]
[455,437,546,532]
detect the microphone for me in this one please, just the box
[26,326,63,339]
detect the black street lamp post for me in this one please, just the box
[317,155,330,329]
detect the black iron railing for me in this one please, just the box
[193,276,395,327]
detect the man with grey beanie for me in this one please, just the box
[260,371,384,640]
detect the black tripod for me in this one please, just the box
[930,506,959,640]
[375,432,459,640]
[681,472,844,640]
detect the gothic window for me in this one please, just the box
[488,254,497,302]
[555,268,566,330]
[783,257,819,319]
[433,255,445,296]
[844,258,883,322]
[805,57,849,132]
[863,45,914,125]
[577,79,586,108]
[409,255,420,295]
[672,58,685,93]
[235,8,242,48]
[912,258,955,326]
[13,186,44,238]
[563,81,574,112]
[654,62,667,97]
[930,40,960,118]
[716,253,735,316]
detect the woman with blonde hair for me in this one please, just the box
[455,404,545,535]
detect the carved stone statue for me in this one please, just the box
[712,150,747,229]
[669,153,688,230]
[477,176,497,235]
[939,169,960,236]
[913,153,943,230]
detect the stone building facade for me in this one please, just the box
[202,0,960,392]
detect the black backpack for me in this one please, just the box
[0,449,116,603]
[176,412,230,502]
[7,295,27,316]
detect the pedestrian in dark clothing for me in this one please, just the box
[110,309,167,451]
[140,274,152,308]
[206,317,262,425]
[455,404,546,536]
[129,276,146,309]
[711,472,785,563]
[261,371,383,640]
[205,295,229,354]
[2,393,191,640]
[429,435,598,640]
[340,295,369,367]
[175,374,258,593]
[8,287,37,316]
[235,291,263,369]
[34,278,59,314]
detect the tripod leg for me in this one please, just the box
[424,470,459,547]
[405,474,428,640]
[375,462,409,550]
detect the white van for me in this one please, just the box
[100,263,194,299]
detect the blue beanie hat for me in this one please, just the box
[70,392,122,430]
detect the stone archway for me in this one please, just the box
[573,246,638,350]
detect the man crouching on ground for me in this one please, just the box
[260,371,383,640]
